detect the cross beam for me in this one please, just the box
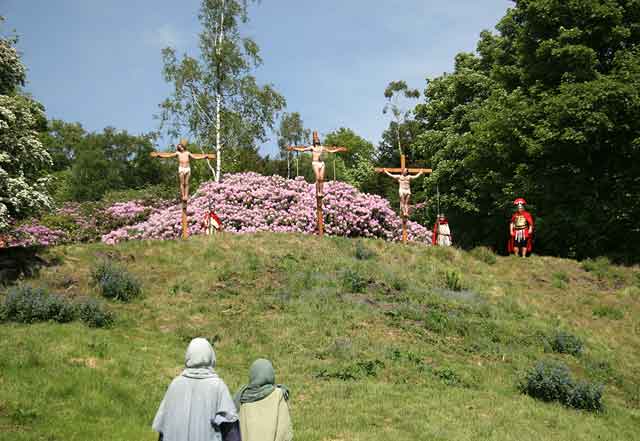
[374,155,431,174]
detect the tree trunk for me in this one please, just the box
[287,150,291,179]
[214,0,225,183]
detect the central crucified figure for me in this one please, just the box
[384,168,425,218]
[150,139,215,202]
[287,131,347,197]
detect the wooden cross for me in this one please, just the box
[375,154,431,243]
[287,131,347,236]
[150,140,215,240]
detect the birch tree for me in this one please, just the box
[159,0,285,182]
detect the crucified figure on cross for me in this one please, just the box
[150,139,215,202]
[376,155,431,242]
[287,131,347,198]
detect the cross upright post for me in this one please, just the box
[375,154,431,243]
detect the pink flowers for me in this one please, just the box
[102,173,432,244]
[9,223,66,247]
[104,201,149,219]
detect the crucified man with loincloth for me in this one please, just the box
[150,139,215,202]
[384,169,424,218]
[287,131,347,197]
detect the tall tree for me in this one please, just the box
[413,0,640,260]
[277,112,310,178]
[159,0,286,182]
[0,19,52,232]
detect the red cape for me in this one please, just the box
[507,211,534,253]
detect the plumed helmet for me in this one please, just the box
[312,131,320,145]
[513,198,527,206]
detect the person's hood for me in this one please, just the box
[182,338,218,379]
[248,359,275,387]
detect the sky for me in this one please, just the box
[2,0,512,156]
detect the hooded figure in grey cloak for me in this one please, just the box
[152,338,238,441]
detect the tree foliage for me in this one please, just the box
[159,0,285,181]
[0,20,52,232]
[412,0,640,260]
[277,112,310,178]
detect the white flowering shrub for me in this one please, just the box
[0,24,53,232]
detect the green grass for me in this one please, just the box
[1,233,640,440]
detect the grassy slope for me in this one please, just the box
[0,233,639,441]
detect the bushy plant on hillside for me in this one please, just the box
[547,331,584,356]
[519,360,603,411]
[2,285,113,328]
[7,200,159,247]
[102,173,433,244]
[77,298,114,328]
[3,285,75,323]
[470,246,497,265]
[91,261,141,302]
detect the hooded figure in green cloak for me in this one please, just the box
[153,338,238,441]
[234,358,293,441]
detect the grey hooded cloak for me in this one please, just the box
[152,338,238,441]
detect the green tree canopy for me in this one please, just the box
[159,0,286,182]
[413,0,640,260]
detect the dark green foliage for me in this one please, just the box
[341,268,368,293]
[470,246,497,265]
[592,305,624,320]
[91,261,142,302]
[547,330,584,356]
[3,286,75,324]
[409,0,640,261]
[315,359,385,381]
[77,298,114,328]
[433,367,471,388]
[354,241,376,260]
[519,360,603,411]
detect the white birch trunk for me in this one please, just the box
[214,0,225,182]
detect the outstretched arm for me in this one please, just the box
[324,146,348,153]
[287,146,312,152]
[150,152,177,158]
[409,171,424,180]
[189,153,216,160]
[384,170,399,179]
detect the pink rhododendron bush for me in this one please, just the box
[6,200,156,248]
[102,173,432,244]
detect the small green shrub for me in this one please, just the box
[444,270,464,291]
[354,241,376,260]
[519,360,603,411]
[3,286,76,324]
[77,298,115,328]
[341,268,368,293]
[315,359,384,381]
[547,331,584,356]
[552,272,569,289]
[581,256,624,285]
[91,261,141,302]
[433,367,471,388]
[592,305,624,320]
[470,246,497,265]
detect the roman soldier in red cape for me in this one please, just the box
[508,198,534,257]
[432,214,453,247]
[203,211,223,235]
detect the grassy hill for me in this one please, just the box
[1,233,639,440]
